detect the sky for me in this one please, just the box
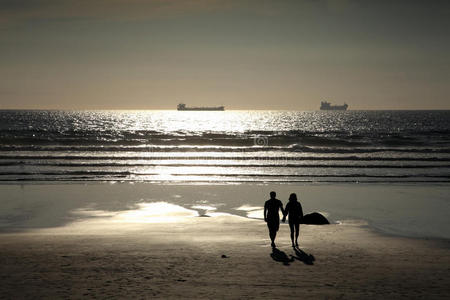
[0,0,449,110]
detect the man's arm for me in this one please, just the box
[264,202,267,222]
[280,201,286,223]
[280,201,286,217]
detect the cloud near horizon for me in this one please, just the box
[0,0,362,26]
[0,0,239,26]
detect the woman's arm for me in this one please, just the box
[282,202,289,217]
[281,202,287,222]
[299,203,304,219]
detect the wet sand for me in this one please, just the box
[1,215,449,299]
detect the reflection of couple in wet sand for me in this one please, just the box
[264,191,303,248]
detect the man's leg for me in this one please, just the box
[269,229,276,247]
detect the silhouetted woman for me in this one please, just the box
[282,193,303,247]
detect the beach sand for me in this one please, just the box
[1,214,449,299]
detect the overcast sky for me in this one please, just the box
[0,0,449,110]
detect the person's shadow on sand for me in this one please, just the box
[291,247,315,265]
[270,247,294,266]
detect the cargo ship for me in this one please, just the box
[320,101,348,111]
[177,103,225,111]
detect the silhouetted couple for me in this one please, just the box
[264,191,303,248]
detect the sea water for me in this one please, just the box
[0,110,449,183]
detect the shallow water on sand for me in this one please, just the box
[0,182,448,240]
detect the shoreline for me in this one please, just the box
[1,180,449,184]
[0,181,449,240]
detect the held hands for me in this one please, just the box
[281,217,286,223]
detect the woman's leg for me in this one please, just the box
[289,222,295,246]
[295,223,300,246]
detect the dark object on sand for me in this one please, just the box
[221,254,228,258]
[301,212,330,225]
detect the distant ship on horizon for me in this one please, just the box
[320,101,348,111]
[177,103,225,111]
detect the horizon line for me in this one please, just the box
[1,108,450,112]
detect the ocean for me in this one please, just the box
[0,110,449,183]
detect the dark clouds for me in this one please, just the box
[0,0,449,109]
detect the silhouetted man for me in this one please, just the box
[264,191,285,248]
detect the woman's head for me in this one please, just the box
[289,193,297,202]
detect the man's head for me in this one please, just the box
[270,191,276,199]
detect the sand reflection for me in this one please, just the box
[235,205,264,219]
[72,202,199,226]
